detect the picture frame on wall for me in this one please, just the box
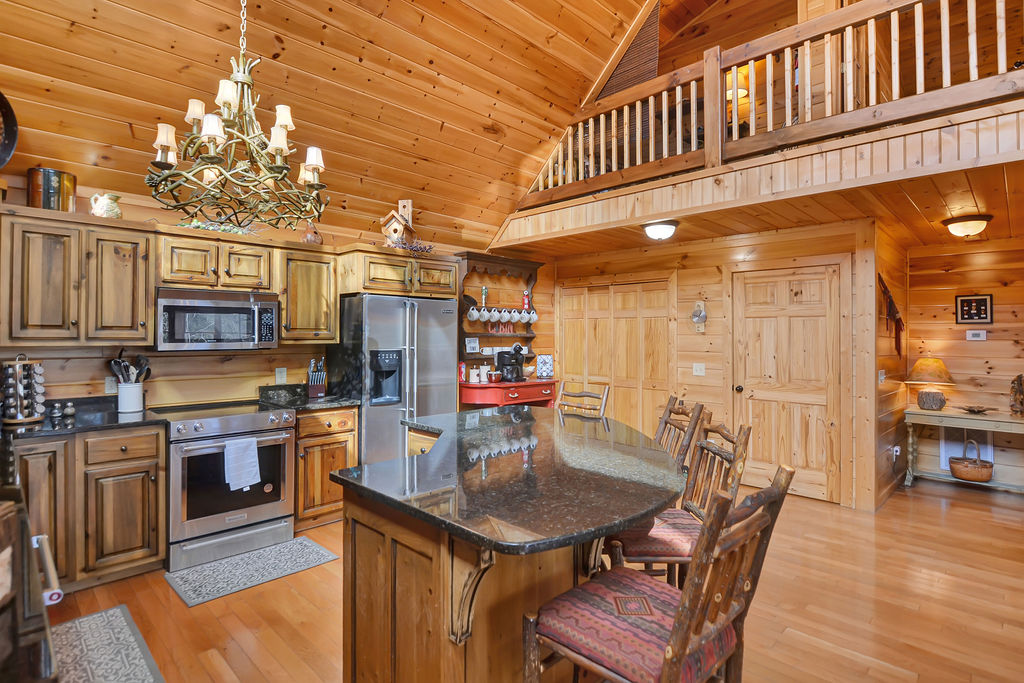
[955,294,993,324]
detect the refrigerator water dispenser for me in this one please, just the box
[369,349,402,406]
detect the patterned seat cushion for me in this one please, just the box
[537,566,736,682]
[609,508,704,561]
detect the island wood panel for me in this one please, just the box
[0,0,647,248]
[907,237,1024,482]
[875,224,910,507]
[495,100,1024,251]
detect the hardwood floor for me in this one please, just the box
[49,482,1024,681]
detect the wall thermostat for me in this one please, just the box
[966,330,987,341]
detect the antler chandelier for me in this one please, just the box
[145,0,327,231]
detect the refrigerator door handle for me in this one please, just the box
[410,301,419,420]
[403,300,411,458]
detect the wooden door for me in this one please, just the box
[219,244,271,289]
[14,439,69,579]
[280,251,337,341]
[558,279,674,435]
[159,236,218,286]
[414,260,457,296]
[361,253,414,293]
[84,229,152,343]
[83,460,160,572]
[297,433,356,520]
[732,266,841,501]
[3,217,81,341]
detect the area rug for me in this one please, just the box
[52,604,164,683]
[164,536,338,607]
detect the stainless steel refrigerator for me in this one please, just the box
[328,293,458,464]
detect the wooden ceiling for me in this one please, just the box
[495,161,1024,260]
[0,0,646,248]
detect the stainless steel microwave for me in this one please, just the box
[156,288,279,351]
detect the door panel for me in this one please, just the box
[298,433,356,519]
[85,229,151,343]
[414,260,457,295]
[84,461,159,571]
[219,244,271,289]
[413,298,458,419]
[15,439,69,579]
[281,252,337,341]
[733,266,840,501]
[362,296,411,465]
[5,219,80,340]
[159,237,218,286]
[362,254,413,293]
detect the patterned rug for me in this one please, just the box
[164,536,338,607]
[52,605,164,683]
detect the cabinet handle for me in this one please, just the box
[224,269,231,276]
[314,332,321,337]
[139,320,146,327]
[284,324,291,331]
[120,445,127,452]
[299,451,305,459]
[210,267,217,274]
[70,319,78,326]
[541,389,551,395]
[150,475,156,482]
[419,447,427,454]
[508,392,519,398]
[325,422,332,428]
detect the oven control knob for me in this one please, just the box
[268,414,280,424]
[176,424,187,434]
[282,413,293,423]
[193,422,205,432]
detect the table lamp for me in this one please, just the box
[906,357,955,410]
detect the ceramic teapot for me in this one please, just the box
[90,192,122,219]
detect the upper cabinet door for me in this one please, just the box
[219,244,271,289]
[280,251,337,342]
[414,260,458,295]
[159,236,218,286]
[84,229,152,344]
[361,253,414,293]
[2,217,81,341]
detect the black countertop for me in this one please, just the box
[330,406,685,555]
[4,396,165,439]
[258,383,360,411]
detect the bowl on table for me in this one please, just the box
[486,371,502,383]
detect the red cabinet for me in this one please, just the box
[459,380,557,408]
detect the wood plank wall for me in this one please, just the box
[907,237,1024,488]
[555,219,879,507]
[875,225,909,506]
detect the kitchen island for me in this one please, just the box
[330,406,685,682]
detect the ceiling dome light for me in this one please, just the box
[942,214,992,237]
[644,220,678,240]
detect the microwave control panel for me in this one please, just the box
[258,307,277,342]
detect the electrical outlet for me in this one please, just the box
[104,376,118,394]
[966,330,986,341]
[693,362,706,377]
[878,369,886,384]
[275,367,288,384]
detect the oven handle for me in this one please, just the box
[178,431,294,455]
[178,518,292,552]
[31,534,63,605]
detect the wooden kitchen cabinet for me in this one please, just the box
[158,236,219,286]
[361,253,415,293]
[407,428,439,457]
[413,260,458,295]
[295,407,358,530]
[337,247,459,298]
[279,250,337,342]
[12,438,71,580]
[219,244,271,289]
[84,228,153,344]
[0,216,81,342]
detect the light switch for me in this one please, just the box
[878,369,886,384]
[966,330,986,341]
[693,363,706,377]
[104,376,118,394]
[275,367,288,384]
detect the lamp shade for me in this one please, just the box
[942,214,991,237]
[274,104,295,131]
[153,123,176,150]
[267,125,290,155]
[214,79,239,110]
[184,99,206,125]
[305,146,325,172]
[644,220,677,240]
[200,114,226,144]
[906,357,954,385]
[725,68,749,100]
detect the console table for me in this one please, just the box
[905,408,1024,493]
[458,379,557,408]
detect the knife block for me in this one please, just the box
[308,381,326,400]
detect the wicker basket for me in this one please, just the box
[948,439,993,483]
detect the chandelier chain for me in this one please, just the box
[239,0,247,54]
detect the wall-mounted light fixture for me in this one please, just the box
[942,214,992,237]
[643,220,678,240]
[691,301,707,333]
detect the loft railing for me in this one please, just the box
[521,0,1024,210]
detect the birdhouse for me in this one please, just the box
[381,199,416,246]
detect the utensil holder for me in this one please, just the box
[117,382,144,413]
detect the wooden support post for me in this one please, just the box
[704,46,723,166]
[890,11,900,100]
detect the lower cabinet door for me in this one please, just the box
[14,439,69,579]
[297,433,357,520]
[83,460,160,572]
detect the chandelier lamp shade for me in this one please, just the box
[145,0,327,231]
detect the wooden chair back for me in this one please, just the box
[681,423,751,520]
[653,396,709,473]
[556,381,609,418]
[659,465,795,683]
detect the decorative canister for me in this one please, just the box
[27,168,76,211]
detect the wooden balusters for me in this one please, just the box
[566,125,574,184]
[662,90,669,159]
[748,59,756,136]
[648,95,655,161]
[845,25,854,111]
[675,85,683,155]
[599,114,606,176]
[996,0,1007,74]
[939,0,951,87]
[802,40,812,122]
[966,0,978,81]
[611,109,618,171]
[766,53,774,132]
[731,65,740,140]
[784,46,793,125]
[824,33,834,116]
[867,19,877,106]
[915,2,925,95]
[577,123,584,181]
[588,117,595,179]
[690,80,698,150]
[635,100,642,165]
[623,104,630,169]
[557,134,564,186]
[890,12,900,100]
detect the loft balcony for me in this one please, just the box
[493,0,1024,255]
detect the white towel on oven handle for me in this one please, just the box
[224,438,261,491]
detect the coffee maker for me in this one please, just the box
[496,344,525,383]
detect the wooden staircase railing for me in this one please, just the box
[520,0,1024,212]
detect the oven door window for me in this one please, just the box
[183,442,286,520]
[161,304,255,347]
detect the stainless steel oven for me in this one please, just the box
[156,402,296,571]
[156,288,279,351]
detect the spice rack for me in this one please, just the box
[2,354,46,428]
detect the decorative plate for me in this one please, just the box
[0,90,17,170]
[536,354,554,379]
[958,405,994,414]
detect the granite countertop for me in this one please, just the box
[5,396,166,439]
[258,383,361,411]
[330,406,685,555]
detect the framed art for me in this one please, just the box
[955,294,992,324]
